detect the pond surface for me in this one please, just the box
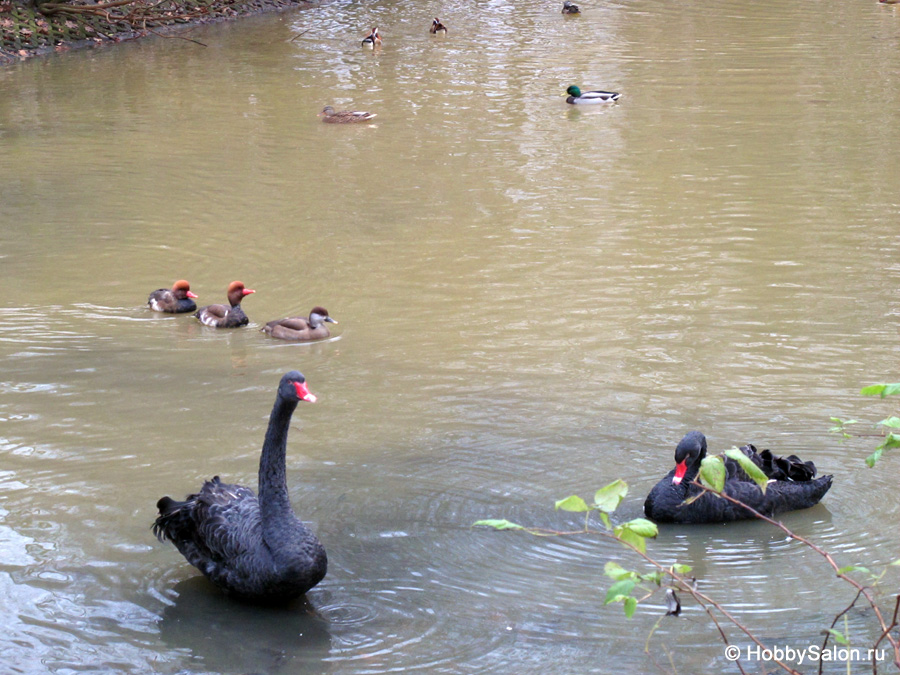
[1,0,900,672]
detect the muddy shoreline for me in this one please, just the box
[1,0,313,64]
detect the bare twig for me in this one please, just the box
[690,482,900,671]
[145,26,206,46]
[288,26,311,42]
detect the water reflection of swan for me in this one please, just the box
[157,577,332,672]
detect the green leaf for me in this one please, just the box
[473,519,524,530]
[830,417,858,425]
[604,579,635,605]
[604,561,633,581]
[878,417,900,429]
[594,479,628,513]
[672,563,693,576]
[699,456,725,493]
[598,511,611,530]
[725,448,768,494]
[555,495,590,513]
[826,628,849,646]
[640,571,664,585]
[614,525,647,554]
[861,383,900,398]
[623,596,638,618]
[866,448,883,468]
[622,518,658,538]
[883,433,900,449]
[837,565,870,576]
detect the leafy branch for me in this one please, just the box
[476,470,900,674]
[830,383,900,467]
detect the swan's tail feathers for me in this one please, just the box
[153,495,190,542]
[736,444,819,482]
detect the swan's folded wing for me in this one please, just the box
[192,479,264,562]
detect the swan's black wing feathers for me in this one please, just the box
[153,476,266,583]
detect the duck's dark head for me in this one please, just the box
[566,85,582,98]
[280,371,317,403]
[672,431,707,485]
[226,280,255,306]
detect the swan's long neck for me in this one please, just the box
[258,393,298,526]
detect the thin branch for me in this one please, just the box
[690,482,900,670]
[288,26,312,42]
[589,523,799,675]
[818,587,866,675]
[145,26,206,46]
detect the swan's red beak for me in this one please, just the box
[293,381,317,403]
[672,460,688,485]
[242,288,256,296]
[187,291,199,298]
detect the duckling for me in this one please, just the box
[562,1,581,14]
[430,17,447,34]
[565,85,621,104]
[362,27,382,48]
[319,106,377,123]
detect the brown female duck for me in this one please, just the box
[262,307,338,341]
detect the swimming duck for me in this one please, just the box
[319,106,377,123]
[194,281,255,328]
[430,18,447,34]
[262,307,338,342]
[562,1,581,14]
[148,280,198,314]
[643,431,833,524]
[565,85,621,104]
[361,27,382,48]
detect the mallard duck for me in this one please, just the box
[562,1,581,14]
[361,27,382,48]
[565,85,621,104]
[430,18,447,34]
[319,106,377,124]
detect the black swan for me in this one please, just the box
[644,431,833,524]
[153,371,326,602]
[194,281,255,328]
[148,280,198,314]
[261,307,338,342]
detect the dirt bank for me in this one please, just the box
[1,0,312,63]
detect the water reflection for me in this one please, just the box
[158,579,332,673]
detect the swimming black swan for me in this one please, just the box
[148,280,198,314]
[194,281,255,328]
[644,431,833,524]
[153,371,327,602]
[261,307,338,342]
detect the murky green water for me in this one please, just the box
[1,0,900,672]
